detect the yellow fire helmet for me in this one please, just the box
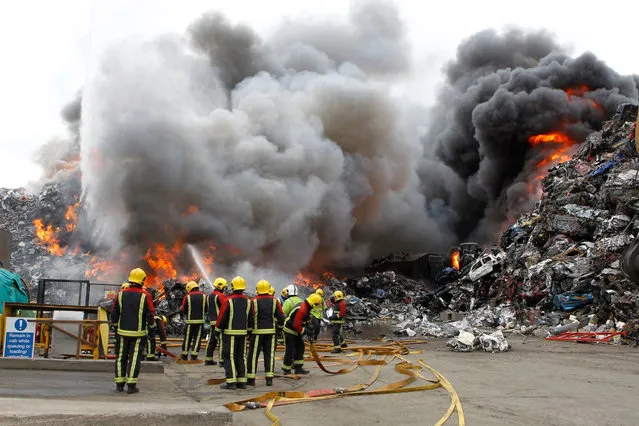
[256,280,270,295]
[333,290,344,301]
[128,268,146,285]
[315,288,324,297]
[268,287,276,296]
[231,276,246,292]
[121,283,130,290]
[307,293,323,307]
[213,277,227,291]
[186,281,199,292]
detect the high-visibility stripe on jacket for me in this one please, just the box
[207,290,227,323]
[248,295,285,334]
[283,300,312,336]
[311,298,326,319]
[215,293,250,335]
[330,300,347,324]
[111,286,155,337]
[282,295,302,317]
[181,291,207,324]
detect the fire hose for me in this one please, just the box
[219,339,465,426]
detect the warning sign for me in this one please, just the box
[3,317,35,358]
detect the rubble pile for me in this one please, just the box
[418,103,639,343]
[0,183,91,289]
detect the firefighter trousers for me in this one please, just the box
[311,317,322,341]
[204,324,219,362]
[247,333,276,379]
[283,332,305,371]
[331,322,344,349]
[115,336,145,385]
[222,334,247,384]
[146,334,157,360]
[182,323,203,357]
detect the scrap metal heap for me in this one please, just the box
[322,104,639,348]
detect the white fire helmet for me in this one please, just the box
[285,284,298,296]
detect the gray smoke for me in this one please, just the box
[78,3,638,275]
[423,28,638,242]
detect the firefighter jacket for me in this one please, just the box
[207,290,227,323]
[283,300,313,336]
[248,295,285,334]
[330,300,347,324]
[181,290,207,324]
[311,297,326,320]
[282,295,302,316]
[153,316,167,343]
[111,285,156,337]
[215,292,250,335]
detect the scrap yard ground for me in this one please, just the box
[0,337,636,426]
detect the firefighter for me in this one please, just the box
[180,281,207,361]
[330,290,347,353]
[247,280,285,386]
[146,315,167,361]
[268,286,276,296]
[310,288,326,342]
[279,288,288,305]
[282,293,323,375]
[215,276,250,390]
[111,268,156,394]
[282,284,302,316]
[204,277,228,366]
[113,283,129,357]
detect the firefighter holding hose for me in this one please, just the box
[330,291,347,353]
[180,281,207,361]
[282,293,323,375]
[111,268,156,394]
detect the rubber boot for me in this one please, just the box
[341,343,348,348]
[237,382,248,389]
[180,354,188,361]
[115,383,125,392]
[204,360,217,366]
[265,378,273,386]
[331,348,342,354]
[247,378,256,386]
[126,384,139,394]
[294,366,310,375]
[282,368,292,375]
[190,355,198,361]
[220,382,237,390]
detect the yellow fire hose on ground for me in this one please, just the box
[212,338,465,426]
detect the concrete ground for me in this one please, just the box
[0,336,637,425]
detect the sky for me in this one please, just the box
[0,0,637,189]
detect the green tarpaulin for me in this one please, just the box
[0,268,28,314]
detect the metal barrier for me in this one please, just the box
[36,279,122,307]
[36,279,90,306]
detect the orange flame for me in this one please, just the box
[144,243,181,286]
[33,219,65,256]
[182,205,199,217]
[64,201,80,232]
[450,250,460,270]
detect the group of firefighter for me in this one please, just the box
[110,267,347,393]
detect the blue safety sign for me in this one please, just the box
[3,317,35,358]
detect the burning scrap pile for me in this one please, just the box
[414,104,639,345]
